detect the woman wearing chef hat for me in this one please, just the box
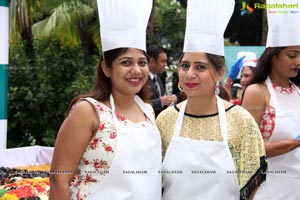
[50,0,162,199]
[156,0,267,199]
[238,59,258,89]
[231,55,258,105]
[242,0,300,199]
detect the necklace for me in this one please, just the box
[272,83,295,94]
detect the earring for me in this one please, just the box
[178,82,183,92]
[103,71,110,78]
[215,81,220,95]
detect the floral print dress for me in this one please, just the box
[259,83,296,141]
[69,97,153,199]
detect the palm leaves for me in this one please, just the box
[9,0,99,48]
[32,2,96,46]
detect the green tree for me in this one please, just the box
[32,0,100,61]
[8,37,97,147]
[148,0,186,64]
[8,0,100,147]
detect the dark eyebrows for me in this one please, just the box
[180,61,209,67]
[193,61,209,65]
[118,56,147,61]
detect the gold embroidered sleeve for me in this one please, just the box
[155,105,267,199]
[227,106,267,199]
[156,106,178,157]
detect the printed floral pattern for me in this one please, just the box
[115,112,126,121]
[69,97,153,199]
[259,105,275,141]
[259,83,296,141]
[272,83,295,94]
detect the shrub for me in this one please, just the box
[8,37,97,147]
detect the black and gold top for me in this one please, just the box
[156,104,267,200]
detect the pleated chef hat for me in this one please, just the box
[183,0,235,56]
[97,0,152,52]
[266,0,300,47]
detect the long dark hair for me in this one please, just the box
[241,47,300,102]
[251,47,300,85]
[67,48,151,114]
[250,47,283,84]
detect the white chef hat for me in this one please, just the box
[242,59,257,68]
[183,0,235,56]
[97,0,152,52]
[237,59,258,79]
[236,51,257,79]
[237,51,256,60]
[266,0,300,47]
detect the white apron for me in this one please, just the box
[88,95,162,200]
[254,77,300,200]
[162,96,240,200]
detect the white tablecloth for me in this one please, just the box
[0,145,54,167]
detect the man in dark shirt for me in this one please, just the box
[147,45,177,117]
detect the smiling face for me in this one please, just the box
[271,46,300,79]
[102,48,149,97]
[178,52,224,98]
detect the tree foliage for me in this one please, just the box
[8,38,97,147]
[149,0,186,65]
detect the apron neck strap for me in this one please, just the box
[265,77,280,111]
[266,76,299,112]
[293,82,300,95]
[216,95,228,142]
[174,96,228,142]
[266,76,300,112]
[173,100,187,137]
[109,94,156,125]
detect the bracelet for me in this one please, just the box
[296,135,300,143]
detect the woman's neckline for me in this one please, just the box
[272,83,295,94]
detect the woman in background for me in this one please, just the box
[232,59,257,105]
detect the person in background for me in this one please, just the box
[241,0,300,199]
[239,59,257,89]
[231,80,243,102]
[224,55,245,90]
[224,51,257,91]
[156,0,267,199]
[147,44,177,117]
[50,0,162,199]
[232,59,257,105]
